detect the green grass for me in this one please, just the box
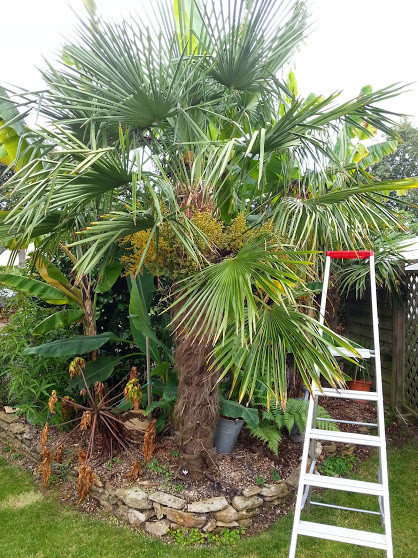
[0,442,416,558]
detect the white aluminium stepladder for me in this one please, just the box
[289,250,393,557]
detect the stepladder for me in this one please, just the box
[289,250,393,557]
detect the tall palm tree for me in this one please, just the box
[1,0,416,476]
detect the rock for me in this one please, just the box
[4,406,17,414]
[238,518,253,528]
[115,487,152,510]
[161,507,206,528]
[214,505,238,522]
[202,518,217,533]
[0,411,19,423]
[259,482,289,499]
[93,475,103,488]
[128,508,155,525]
[285,468,300,489]
[340,444,355,457]
[22,432,34,441]
[242,485,262,497]
[232,495,263,511]
[188,496,228,513]
[153,502,164,520]
[113,504,129,522]
[149,492,185,510]
[169,523,182,530]
[216,521,239,528]
[237,508,260,519]
[93,496,114,512]
[145,519,171,537]
[315,441,323,458]
[123,410,151,433]
[323,442,337,455]
[9,422,29,435]
[358,425,370,434]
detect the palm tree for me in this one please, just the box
[1,0,416,476]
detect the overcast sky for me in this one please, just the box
[3,0,417,124]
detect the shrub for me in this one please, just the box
[0,294,79,424]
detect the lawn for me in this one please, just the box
[0,441,416,558]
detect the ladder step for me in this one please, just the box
[298,521,387,550]
[304,473,384,496]
[329,347,375,358]
[329,348,375,358]
[313,387,378,401]
[310,429,381,446]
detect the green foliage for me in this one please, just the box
[219,396,259,429]
[271,469,281,482]
[247,398,338,455]
[0,294,77,424]
[145,363,178,432]
[168,527,244,547]
[318,455,356,477]
[173,482,184,492]
[255,476,266,486]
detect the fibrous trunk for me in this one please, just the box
[173,328,219,480]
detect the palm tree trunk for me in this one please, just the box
[81,278,98,361]
[173,328,219,479]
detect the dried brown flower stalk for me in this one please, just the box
[48,390,58,414]
[80,411,92,431]
[143,419,157,464]
[126,460,142,481]
[77,464,94,504]
[38,447,52,487]
[40,423,49,450]
[78,450,87,464]
[129,366,138,380]
[55,444,64,464]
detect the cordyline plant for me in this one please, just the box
[39,360,156,502]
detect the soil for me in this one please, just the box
[4,397,415,540]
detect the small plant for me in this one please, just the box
[255,476,266,486]
[171,450,179,458]
[271,469,281,482]
[146,459,163,474]
[12,452,23,460]
[318,455,356,477]
[106,457,121,471]
[2,444,11,453]
[173,482,184,492]
[169,527,244,547]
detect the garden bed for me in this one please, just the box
[0,397,379,539]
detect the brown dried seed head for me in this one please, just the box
[126,460,142,482]
[80,411,92,431]
[77,464,94,503]
[40,423,49,450]
[48,390,58,414]
[55,443,65,464]
[79,388,87,397]
[78,450,87,464]
[143,418,156,464]
[129,366,138,380]
[94,382,105,395]
[123,378,142,411]
[38,447,52,487]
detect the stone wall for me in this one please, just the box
[0,409,312,537]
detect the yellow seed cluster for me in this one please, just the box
[121,209,280,278]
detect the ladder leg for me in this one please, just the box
[306,395,319,515]
[289,390,317,558]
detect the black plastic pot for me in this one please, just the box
[214,417,244,454]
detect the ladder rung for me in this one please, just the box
[313,387,379,401]
[298,521,387,549]
[309,501,381,515]
[309,429,381,446]
[329,348,375,358]
[304,473,384,496]
[317,418,378,427]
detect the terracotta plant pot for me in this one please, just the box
[347,379,372,404]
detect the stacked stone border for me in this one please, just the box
[0,409,329,537]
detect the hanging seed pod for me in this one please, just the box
[48,390,58,414]
[69,357,85,379]
[80,411,92,431]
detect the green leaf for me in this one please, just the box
[128,276,160,362]
[0,273,71,305]
[220,398,259,429]
[69,356,122,390]
[33,309,84,335]
[23,332,116,357]
[96,262,124,293]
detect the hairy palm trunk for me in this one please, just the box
[173,327,219,479]
[81,278,98,361]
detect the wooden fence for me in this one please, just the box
[343,270,417,415]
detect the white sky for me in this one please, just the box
[2,0,417,124]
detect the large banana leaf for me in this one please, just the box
[96,261,124,293]
[0,273,72,305]
[33,309,85,335]
[23,332,117,357]
[35,257,83,306]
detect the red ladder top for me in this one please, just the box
[326,250,374,259]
